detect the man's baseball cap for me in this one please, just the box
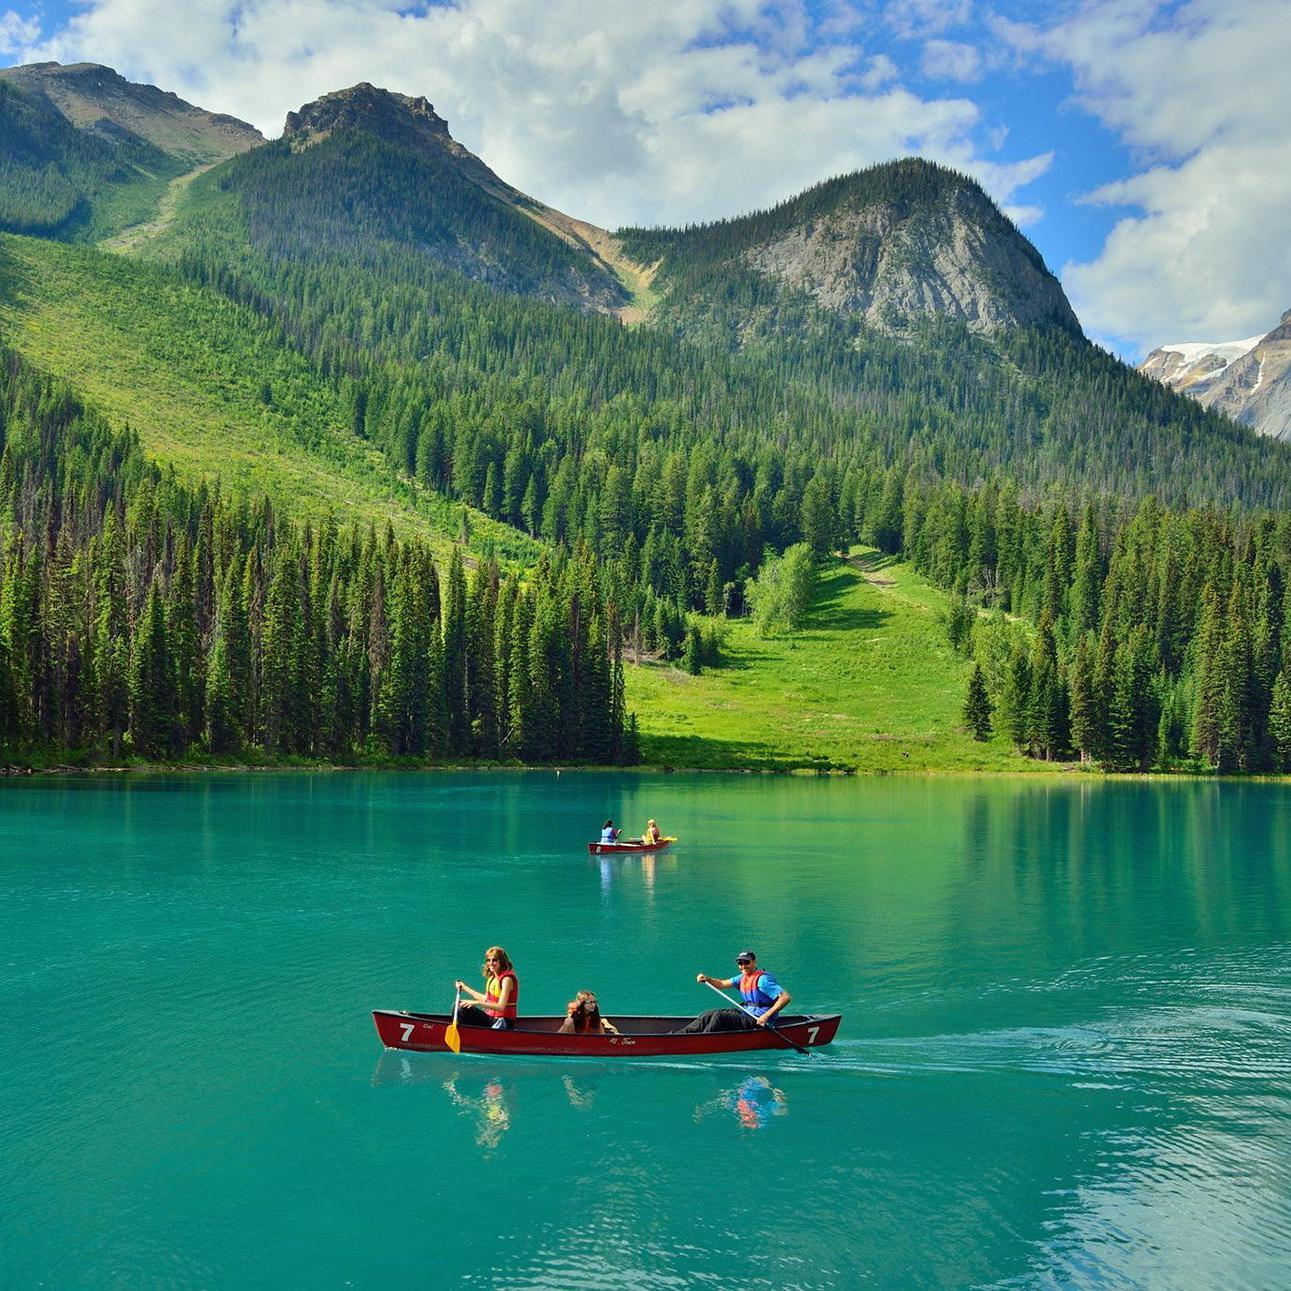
[735,949,756,963]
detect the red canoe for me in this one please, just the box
[372,1009,841,1058]
[587,837,675,855]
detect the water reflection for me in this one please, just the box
[592,850,677,897]
[442,1075,512,1151]
[694,1075,789,1130]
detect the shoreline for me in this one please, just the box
[3,759,1285,783]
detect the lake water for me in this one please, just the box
[2,772,1290,1288]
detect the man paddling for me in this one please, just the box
[675,950,792,1033]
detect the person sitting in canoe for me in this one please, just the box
[557,989,620,1036]
[599,819,621,844]
[454,945,518,1030]
[676,949,792,1033]
[642,819,663,847]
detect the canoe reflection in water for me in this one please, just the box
[442,1075,512,1151]
[694,1075,789,1130]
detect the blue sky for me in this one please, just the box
[2,0,1286,359]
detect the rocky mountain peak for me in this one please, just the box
[1141,307,1291,440]
[624,157,1081,338]
[279,82,518,201]
[0,60,262,163]
[283,83,451,147]
[745,162,1080,336]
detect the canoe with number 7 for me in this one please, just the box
[372,1009,840,1057]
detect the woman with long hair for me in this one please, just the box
[557,989,619,1035]
[454,946,519,1030]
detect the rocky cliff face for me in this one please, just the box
[621,159,1081,340]
[0,62,263,164]
[743,173,1079,336]
[1141,311,1291,440]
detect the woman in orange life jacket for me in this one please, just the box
[454,946,519,1030]
[557,990,620,1036]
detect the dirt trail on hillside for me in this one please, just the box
[99,163,216,254]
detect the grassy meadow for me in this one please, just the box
[0,233,538,561]
[626,550,1057,773]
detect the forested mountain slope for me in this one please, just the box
[0,233,538,559]
[199,83,629,312]
[0,62,260,242]
[0,344,631,765]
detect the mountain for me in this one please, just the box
[0,61,262,241]
[0,62,262,165]
[1139,334,1263,395]
[206,82,628,312]
[16,74,1290,523]
[620,159,1080,339]
[1141,310,1291,440]
[10,67,1291,777]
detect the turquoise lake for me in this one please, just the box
[2,772,1290,1288]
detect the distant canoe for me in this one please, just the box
[588,837,676,855]
[373,1009,841,1057]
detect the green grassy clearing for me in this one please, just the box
[0,233,538,561]
[625,548,1062,772]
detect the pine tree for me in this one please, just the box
[1191,583,1225,767]
[129,582,173,758]
[441,546,469,754]
[1026,611,1063,760]
[684,624,703,675]
[260,545,301,754]
[92,516,129,756]
[1269,670,1291,772]
[963,663,993,741]
[1001,641,1031,752]
[205,630,236,755]
[1070,504,1101,640]
[1068,634,1096,762]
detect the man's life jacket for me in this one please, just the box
[738,968,778,1016]
[484,970,519,1019]
[601,826,617,842]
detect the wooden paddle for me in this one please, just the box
[703,979,811,1056]
[445,989,462,1054]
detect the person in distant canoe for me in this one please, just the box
[557,989,620,1036]
[642,819,663,847]
[600,819,621,844]
[454,945,518,1030]
[675,949,791,1033]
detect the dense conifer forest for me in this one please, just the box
[893,474,1291,772]
[0,349,634,765]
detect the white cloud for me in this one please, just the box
[920,38,981,82]
[1003,203,1043,228]
[884,0,972,41]
[0,9,40,54]
[3,0,1047,229]
[1003,0,1291,352]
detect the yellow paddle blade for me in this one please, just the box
[444,1021,461,1054]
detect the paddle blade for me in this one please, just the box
[444,1021,461,1054]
